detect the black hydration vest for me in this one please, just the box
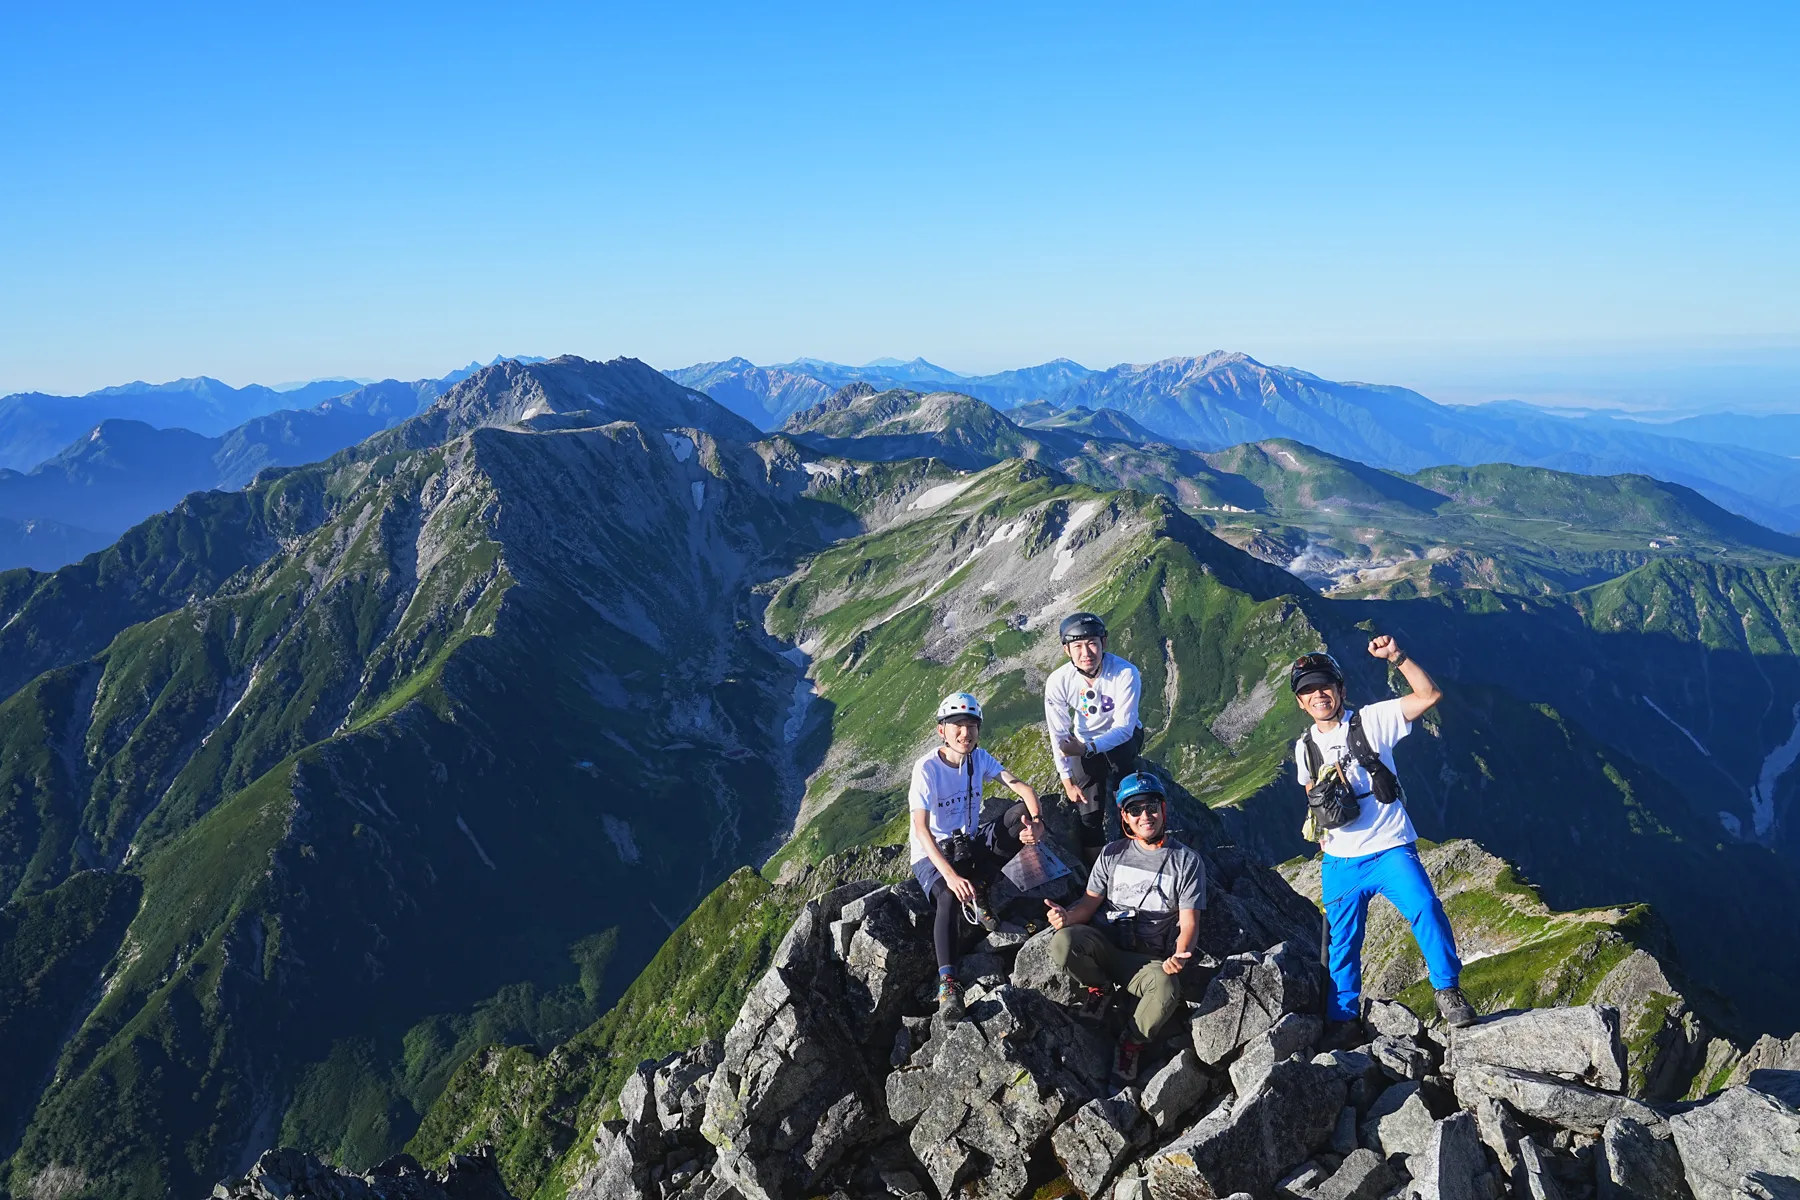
[1299,709,1403,829]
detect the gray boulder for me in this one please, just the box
[618,1059,658,1133]
[1668,1084,1800,1200]
[655,1042,724,1134]
[1053,1089,1154,1199]
[1316,1148,1401,1200]
[1141,1049,1212,1132]
[574,1120,654,1200]
[214,1148,514,1200]
[1470,1096,1524,1177]
[1514,1137,1567,1200]
[1230,1013,1324,1096]
[1314,1049,1389,1113]
[1361,1081,1438,1161]
[1368,1000,1425,1041]
[1738,1174,1800,1200]
[842,887,938,1042]
[1372,1035,1434,1083]
[1452,1062,1659,1137]
[1406,1112,1491,1200]
[1598,1113,1693,1200]
[886,983,1111,1200]
[702,881,888,1200]
[1011,926,1086,1006]
[1448,1006,1627,1092]
[1145,1057,1347,1198]
[1723,1034,1800,1090]
[1276,1160,1331,1200]
[1188,942,1322,1067]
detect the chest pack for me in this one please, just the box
[1299,709,1402,830]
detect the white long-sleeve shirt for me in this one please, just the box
[1044,653,1143,781]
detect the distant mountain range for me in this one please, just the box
[0,381,439,560]
[0,376,365,472]
[668,352,1800,532]
[0,359,555,571]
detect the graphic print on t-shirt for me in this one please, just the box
[1293,698,1417,859]
[908,746,1007,863]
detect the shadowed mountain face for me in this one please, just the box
[0,358,838,1200]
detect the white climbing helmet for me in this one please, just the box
[935,692,984,723]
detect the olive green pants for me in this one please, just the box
[1049,923,1184,1041]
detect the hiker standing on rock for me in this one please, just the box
[1291,638,1478,1033]
[1045,612,1145,863]
[1044,772,1204,1082]
[910,692,1046,1022]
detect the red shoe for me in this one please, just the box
[1075,985,1113,1024]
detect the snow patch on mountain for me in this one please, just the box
[1051,500,1102,581]
[909,479,975,510]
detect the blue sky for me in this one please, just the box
[3,2,1797,407]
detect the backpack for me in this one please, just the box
[1298,709,1403,829]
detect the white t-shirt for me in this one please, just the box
[1044,654,1143,781]
[1293,698,1416,859]
[908,746,1006,864]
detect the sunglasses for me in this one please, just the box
[1121,801,1162,818]
[1292,654,1337,673]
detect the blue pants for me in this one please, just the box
[1320,842,1461,1022]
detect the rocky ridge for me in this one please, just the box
[210,833,1799,1200]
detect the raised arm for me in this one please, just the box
[1369,635,1441,722]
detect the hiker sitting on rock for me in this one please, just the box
[910,691,1046,1022]
[1044,611,1145,863]
[1290,638,1478,1034]
[1044,771,1204,1082]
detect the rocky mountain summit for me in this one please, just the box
[208,836,1798,1200]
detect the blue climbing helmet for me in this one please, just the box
[1116,771,1169,842]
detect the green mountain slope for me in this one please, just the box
[0,358,834,1200]
[1193,442,1800,597]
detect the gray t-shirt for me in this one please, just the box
[1087,837,1206,920]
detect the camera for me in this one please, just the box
[937,830,975,866]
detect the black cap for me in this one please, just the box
[1289,652,1344,695]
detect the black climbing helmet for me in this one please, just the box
[1289,652,1345,696]
[1059,612,1107,644]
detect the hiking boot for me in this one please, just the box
[1074,984,1113,1024]
[937,977,966,1023]
[1112,1035,1146,1082]
[1435,986,1478,1029]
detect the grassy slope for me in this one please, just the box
[0,419,835,1199]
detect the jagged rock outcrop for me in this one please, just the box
[1668,1078,1800,1200]
[699,879,900,1199]
[211,1147,512,1199]
[222,841,1799,1200]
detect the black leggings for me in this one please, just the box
[931,802,1031,971]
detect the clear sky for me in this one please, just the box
[3,2,1797,406]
